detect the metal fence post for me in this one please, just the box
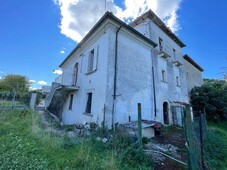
[138,103,142,154]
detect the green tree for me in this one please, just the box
[190,79,227,121]
[0,74,30,93]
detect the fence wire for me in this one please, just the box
[183,107,206,170]
[0,92,31,110]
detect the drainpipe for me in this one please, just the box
[148,21,157,119]
[112,25,122,131]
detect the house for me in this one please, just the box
[46,10,203,128]
[41,85,51,96]
[183,54,204,96]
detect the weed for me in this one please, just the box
[0,110,154,169]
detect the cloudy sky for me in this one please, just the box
[0,0,226,89]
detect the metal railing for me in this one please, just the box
[54,72,78,86]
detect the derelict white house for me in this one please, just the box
[46,10,203,128]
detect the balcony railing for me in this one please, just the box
[54,72,78,86]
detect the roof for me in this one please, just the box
[130,10,186,48]
[183,54,204,72]
[59,11,157,67]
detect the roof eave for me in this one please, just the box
[59,11,157,68]
[183,54,204,72]
[130,10,186,48]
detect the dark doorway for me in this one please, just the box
[163,102,169,124]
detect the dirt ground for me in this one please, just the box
[146,126,188,170]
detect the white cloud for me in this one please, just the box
[38,80,47,85]
[0,77,2,79]
[53,69,63,75]
[54,0,182,42]
[60,50,65,54]
[29,79,36,83]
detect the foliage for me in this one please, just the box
[0,110,154,170]
[0,74,30,93]
[190,79,227,121]
[204,122,227,169]
[0,92,31,106]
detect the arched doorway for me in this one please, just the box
[72,63,78,86]
[163,102,169,124]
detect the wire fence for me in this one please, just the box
[183,106,206,170]
[0,91,43,110]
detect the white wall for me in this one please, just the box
[61,26,110,125]
[133,18,189,125]
[104,26,155,126]
[184,59,203,95]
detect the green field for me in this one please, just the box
[0,110,153,170]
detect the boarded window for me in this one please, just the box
[69,94,73,110]
[85,93,92,113]
[173,48,176,58]
[159,37,163,52]
[176,76,180,86]
[88,49,94,73]
[161,70,166,82]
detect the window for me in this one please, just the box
[173,48,176,58]
[73,63,78,85]
[68,94,73,110]
[176,76,180,86]
[159,37,163,52]
[161,70,166,82]
[88,49,94,73]
[85,93,92,114]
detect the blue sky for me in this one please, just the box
[0,0,226,89]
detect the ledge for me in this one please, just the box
[82,112,93,117]
[85,69,97,75]
[161,80,168,83]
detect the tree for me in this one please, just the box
[190,79,227,121]
[0,74,30,93]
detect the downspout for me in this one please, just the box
[112,25,122,131]
[148,21,157,119]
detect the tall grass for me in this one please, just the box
[0,110,153,169]
[204,122,227,170]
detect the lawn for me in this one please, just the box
[205,121,227,170]
[0,110,153,170]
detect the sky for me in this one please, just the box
[0,0,226,90]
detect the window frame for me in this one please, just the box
[87,49,95,73]
[85,92,92,114]
[161,70,167,82]
[159,37,163,52]
[68,94,74,110]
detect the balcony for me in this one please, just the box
[172,60,182,67]
[54,72,80,92]
[158,50,170,59]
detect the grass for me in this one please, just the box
[0,100,25,107]
[204,121,227,170]
[0,110,153,170]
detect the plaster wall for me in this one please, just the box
[105,27,155,125]
[60,28,110,125]
[133,19,189,124]
[184,59,204,95]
